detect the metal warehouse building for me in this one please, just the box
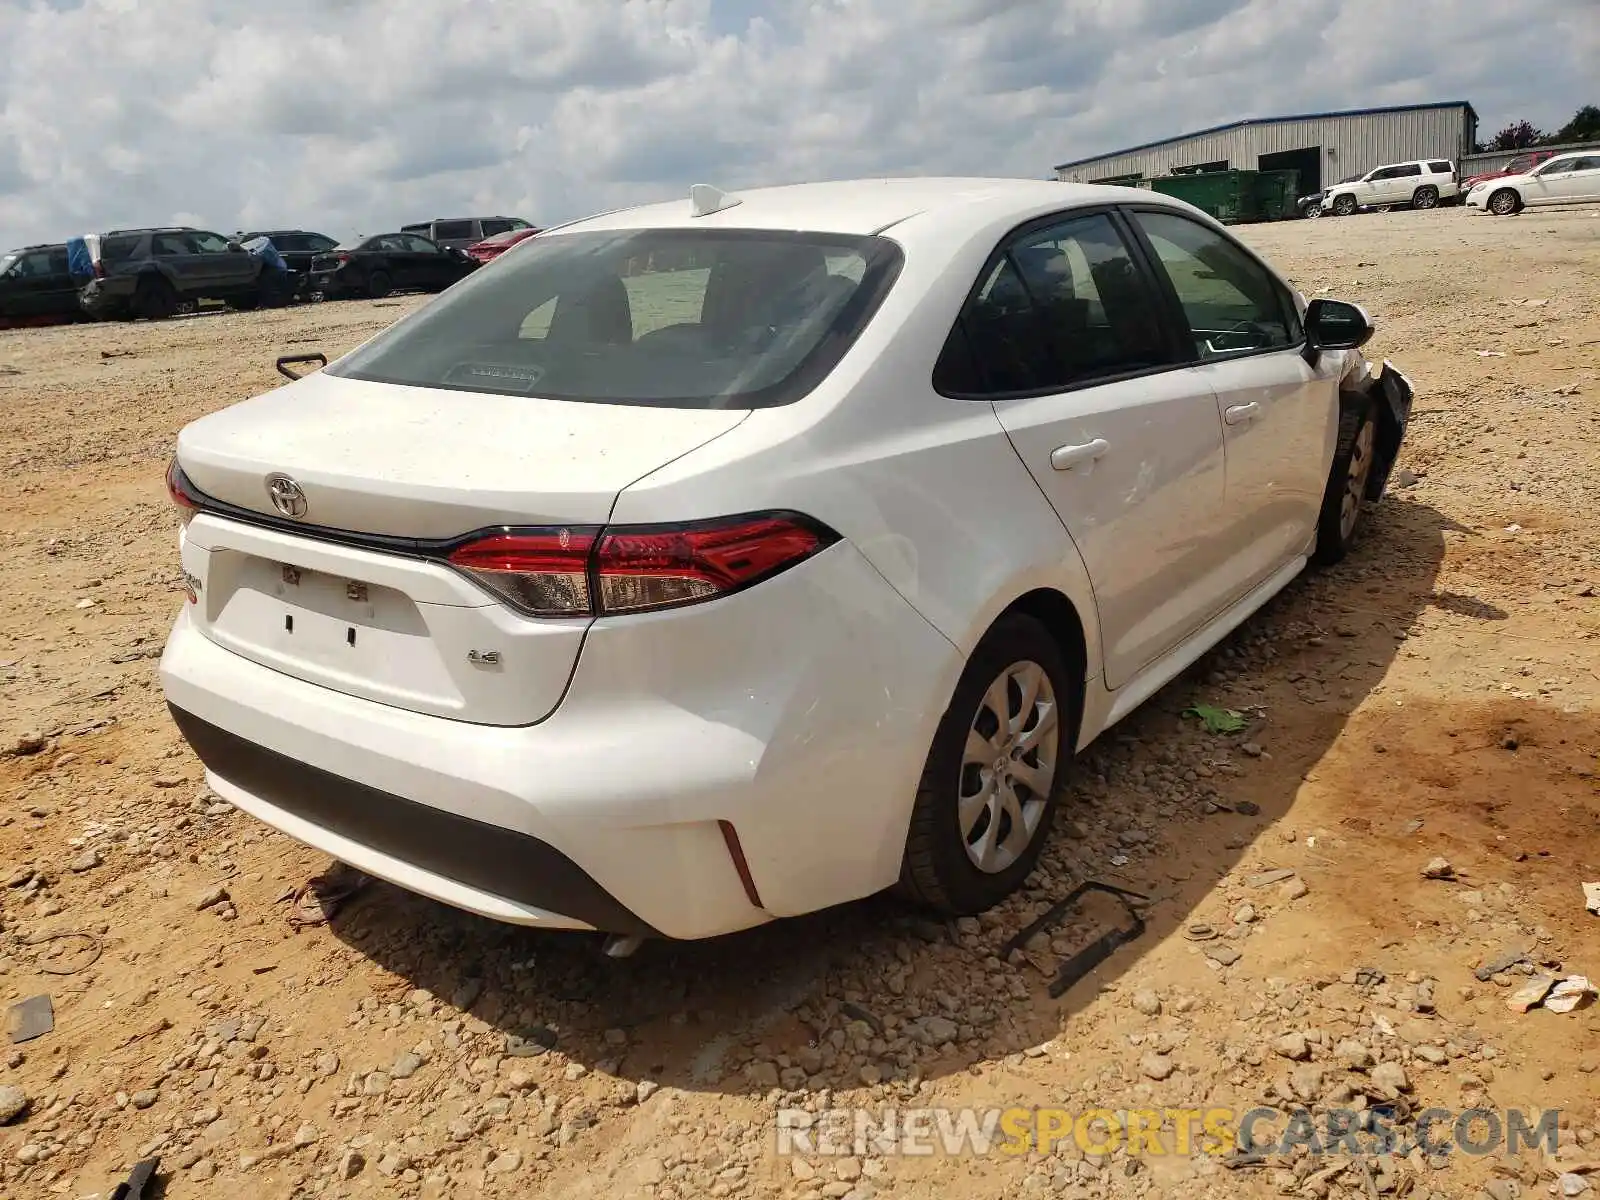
[1053,101,1478,197]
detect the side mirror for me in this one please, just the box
[1303,297,1373,365]
[226,240,243,253]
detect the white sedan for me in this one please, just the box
[1466,151,1600,215]
[159,178,1413,945]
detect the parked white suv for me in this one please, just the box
[1466,151,1600,215]
[160,178,1414,944]
[1322,160,1459,215]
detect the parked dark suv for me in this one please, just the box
[0,243,82,324]
[238,229,339,297]
[399,217,534,252]
[78,227,270,321]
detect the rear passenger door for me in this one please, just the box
[402,235,454,288]
[1127,207,1336,593]
[947,208,1235,690]
[190,230,255,290]
[151,232,201,292]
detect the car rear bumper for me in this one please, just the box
[160,541,961,940]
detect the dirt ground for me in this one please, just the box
[2,207,1598,1200]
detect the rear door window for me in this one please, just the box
[1429,161,1453,174]
[432,220,475,241]
[328,229,903,408]
[479,219,516,237]
[191,231,232,254]
[153,233,190,256]
[1396,164,1423,177]
[102,235,142,262]
[402,235,442,254]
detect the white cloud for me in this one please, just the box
[0,0,1594,248]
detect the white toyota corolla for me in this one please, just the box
[160,178,1413,945]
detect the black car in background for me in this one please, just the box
[0,243,81,323]
[78,227,273,320]
[310,233,478,300]
[238,229,339,297]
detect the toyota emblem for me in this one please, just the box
[265,473,308,519]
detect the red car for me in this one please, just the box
[1462,149,1561,192]
[464,226,540,264]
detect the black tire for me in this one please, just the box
[228,292,260,312]
[1412,186,1439,210]
[131,275,178,321]
[899,614,1075,915]
[1488,188,1521,217]
[1332,193,1358,217]
[367,270,392,300]
[1312,396,1378,567]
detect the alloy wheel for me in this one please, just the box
[959,660,1058,874]
[1340,420,1377,541]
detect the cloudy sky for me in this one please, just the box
[0,0,1594,249]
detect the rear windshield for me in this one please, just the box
[327,228,904,409]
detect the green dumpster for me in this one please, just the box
[1251,169,1301,221]
[1149,169,1263,224]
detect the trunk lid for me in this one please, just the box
[177,369,747,536]
[175,371,747,725]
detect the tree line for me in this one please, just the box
[1476,105,1600,152]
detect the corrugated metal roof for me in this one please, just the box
[1053,100,1478,171]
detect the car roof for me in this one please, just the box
[554,177,1183,238]
[1540,151,1593,165]
[9,243,65,253]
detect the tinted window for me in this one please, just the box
[1535,159,1575,176]
[400,224,429,235]
[480,219,516,237]
[433,220,475,241]
[153,233,189,256]
[1132,210,1298,360]
[1396,164,1422,177]
[102,235,141,262]
[1009,213,1170,386]
[269,235,305,252]
[328,229,901,408]
[306,235,339,252]
[1429,161,1453,174]
[1506,155,1533,173]
[192,232,232,254]
[403,235,441,253]
[1574,157,1600,171]
[14,251,55,277]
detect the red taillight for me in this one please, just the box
[166,458,199,526]
[335,252,351,264]
[447,528,598,616]
[445,513,835,618]
[93,261,106,279]
[595,516,828,614]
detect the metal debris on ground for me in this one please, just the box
[6,994,54,1043]
[1584,881,1600,916]
[109,1156,160,1200]
[1002,880,1149,999]
[31,928,103,975]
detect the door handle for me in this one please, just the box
[1050,438,1109,471]
[1224,402,1261,426]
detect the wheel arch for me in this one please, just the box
[987,586,1091,753]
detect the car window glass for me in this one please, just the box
[1429,161,1453,174]
[0,253,16,275]
[404,236,440,253]
[480,219,515,237]
[103,236,141,262]
[1536,160,1573,176]
[1007,213,1170,387]
[153,234,189,256]
[433,220,475,240]
[955,256,1049,393]
[271,235,304,252]
[329,230,893,408]
[1366,168,1390,181]
[191,232,231,254]
[1397,164,1422,177]
[308,235,338,252]
[1571,157,1600,172]
[1133,210,1297,360]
